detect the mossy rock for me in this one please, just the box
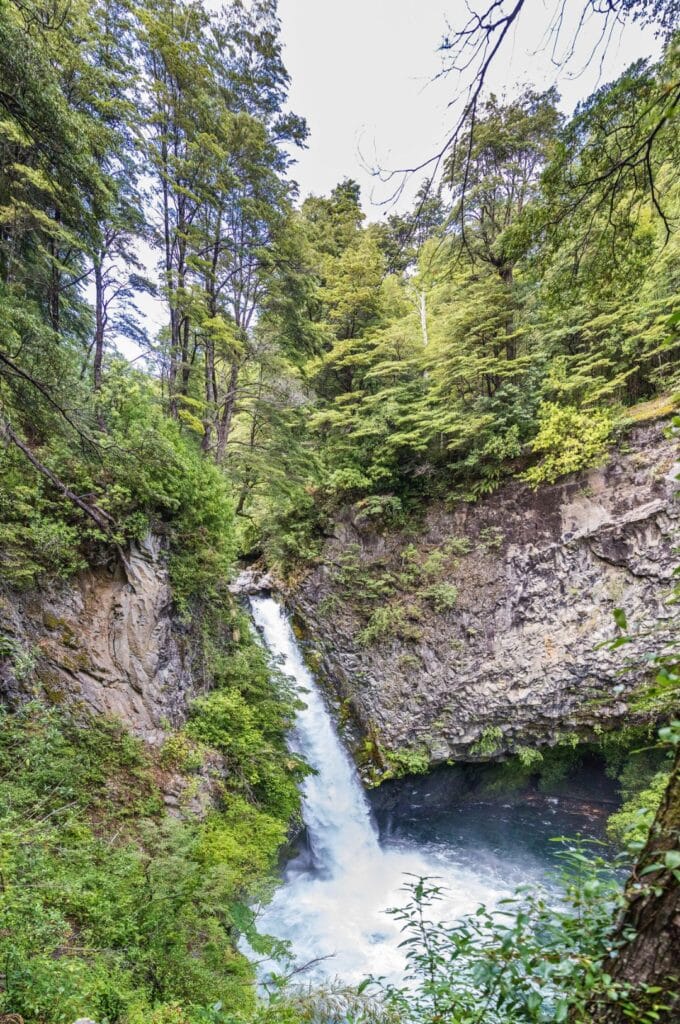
[42,611,67,631]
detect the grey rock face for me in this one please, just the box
[229,568,275,596]
[0,534,199,744]
[295,422,679,763]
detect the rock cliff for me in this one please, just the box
[0,534,202,744]
[294,421,679,766]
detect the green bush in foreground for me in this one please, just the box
[367,845,634,1024]
[0,697,296,1023]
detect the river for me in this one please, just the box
[249,594,605,985]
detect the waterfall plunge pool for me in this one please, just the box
[248,595,612,986]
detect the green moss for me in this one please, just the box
[398,652,421,671]
[42,611,64,630]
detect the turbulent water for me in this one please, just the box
[249,595,595,985]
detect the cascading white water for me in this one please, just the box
[249,596,557,984]
[250,595,379,877]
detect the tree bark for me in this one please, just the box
[215,360,239,464]
[93,256,105,391]
[583,750,680,1023]
[0,420,114,534]
[202,336,216,452]
[417,288,428,348]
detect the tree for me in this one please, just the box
[584,741,679,1022]
[445,89,561,283]
[138,0,216,417]
[386,1,679,235]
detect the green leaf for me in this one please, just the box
[640,862,665,876]
[613,608,628,630]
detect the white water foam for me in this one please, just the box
[249,595,525,985]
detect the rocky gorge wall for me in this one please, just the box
[0,533,204,745]
[294,420,679,768]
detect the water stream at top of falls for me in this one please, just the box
[248,595,600,985]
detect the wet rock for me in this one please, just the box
[229,568,275,596]
[294,421,680,763]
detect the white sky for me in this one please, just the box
[277,0,661,213]
[118,0,662,353]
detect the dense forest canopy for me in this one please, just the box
[0,0,678,574]
[0,0,678,1021]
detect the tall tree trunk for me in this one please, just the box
[499,263,515,361]
[418,289,429,348]
[93,256,105,391]
[215,360,239,463]
[235,368,262,514]
[179,314,192,397]
[202,336,216,452]
[48,211,61,335]
[583,751,680,1023]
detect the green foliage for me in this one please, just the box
[383,746,431,779]
[369,843,630,1024]
[185,605,309,823]
[356,601,424,647]
[0,705,182,1020]
[188,688,305,821]
[0,2,678,1020]
[522,403,615,486]
[471,726,504,757]
[0,454,87,586]
[242,49,680,556]
[444,537,474,556]
[516,746,544,769]
[160,732,206,774]
[0,362,236,604]
[0,640,303,1023]
[536,744,583,791]
[421,581,459,613]
[357,604,407,647]
[607,770,671,846]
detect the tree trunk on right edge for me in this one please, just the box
[582,750,680,1023]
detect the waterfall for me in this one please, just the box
[250,595,379,876]
[248,595,570,984]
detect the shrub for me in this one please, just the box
[607,769,670,846]
[421,582,459,613]
[370,841,627,1024]
[523,402,615,486]
[357,603,406,646]
[471,726,504,756]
